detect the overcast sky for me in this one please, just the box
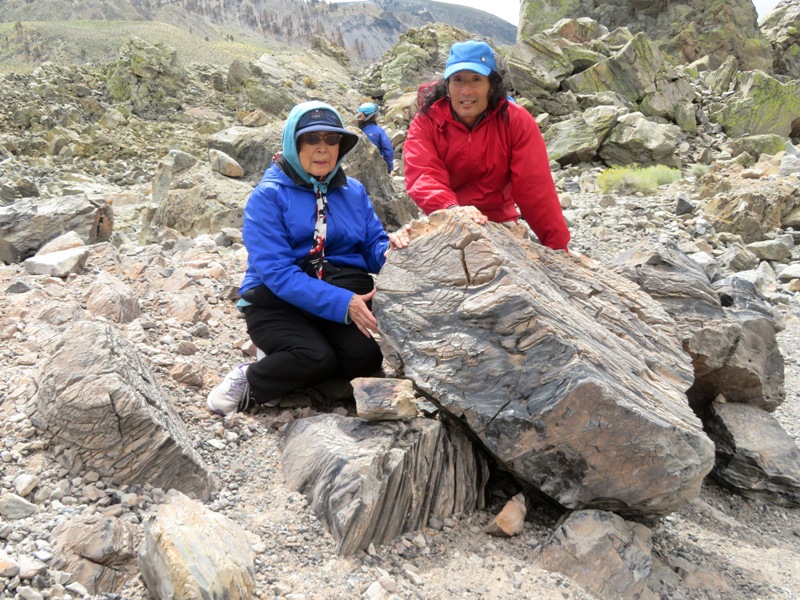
[431,0,783,26]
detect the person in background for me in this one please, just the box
[207,100,409,416]
[403,39,570,252]
[356,101,395,173]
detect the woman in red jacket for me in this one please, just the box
[403,40,570,251]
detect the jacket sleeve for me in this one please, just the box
[509,110,571,251]
[242,184,355,323]
[403,114,459,214]
[378,127,394,172]
[352,179,391,273]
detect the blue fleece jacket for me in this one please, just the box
[240,102,390,323]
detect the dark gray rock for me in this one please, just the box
[0,194,113,264]
[375,211,713,518]
[706,401,800,507]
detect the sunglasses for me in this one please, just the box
[300,132,342,146]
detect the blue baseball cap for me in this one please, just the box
[357,102,378,117]
[444,40,497,79]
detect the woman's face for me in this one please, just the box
[447,70,491,128]
[298,131,340,178]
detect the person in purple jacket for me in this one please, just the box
[207,101,409,416]
[356,102,394,173]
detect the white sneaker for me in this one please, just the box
[207,364,252,416]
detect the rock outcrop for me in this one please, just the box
[518,0,772,71]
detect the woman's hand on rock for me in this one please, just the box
[452,205,488,224]
[388,224,411,251]
[348,289,378,337]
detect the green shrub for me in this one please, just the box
[597,165,681,194]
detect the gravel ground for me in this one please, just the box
[1,169,800,599]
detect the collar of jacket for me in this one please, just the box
[275,154,348,190]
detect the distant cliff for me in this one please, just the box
[0,0,517,67]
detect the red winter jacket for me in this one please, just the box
[404,97,570,251]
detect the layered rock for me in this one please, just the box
[26,321,216,500]
[139,492,255,599]
[612,238,785,414]
[539,510,652,599]
[283,413,488,555]
[0,194,113,263]
[706,401,800,507]
[375,211,714,518]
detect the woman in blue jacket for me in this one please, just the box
[208,100,409,415]
[356,102,394,173]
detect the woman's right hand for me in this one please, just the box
[452,205,488,224]
[348,289,378,337]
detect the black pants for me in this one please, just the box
[242,286,383,404]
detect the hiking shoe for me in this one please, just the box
[207,364,253,416]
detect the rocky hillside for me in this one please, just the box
[0,0,516,71]
[0,3,799,599]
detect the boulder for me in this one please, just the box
[539,510,652,600]
[613,238,785,414]
[139,492,255,599]
[563,32,694,122]
[760,0,800,79]
[283,413,488,555]
[711,70,800,138]
[706,401,800,507]
[598,112,681,167]
[105,37,187,116]
[0,194,113,264]
[26,321,216,500]
[53,516,140,595]
[206,124,282,182]
[375,211,714,518]
[544,105,627,165]
[146,161,252,239]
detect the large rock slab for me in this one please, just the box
[283,413,488,555]
[26,321,215,500]
[711,70,800,138]
[375,211,714,518]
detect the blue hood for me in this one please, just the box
[281,101,359,193]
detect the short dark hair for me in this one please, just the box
[419,71,509,117]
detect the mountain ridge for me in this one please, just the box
[0,0,517,72]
